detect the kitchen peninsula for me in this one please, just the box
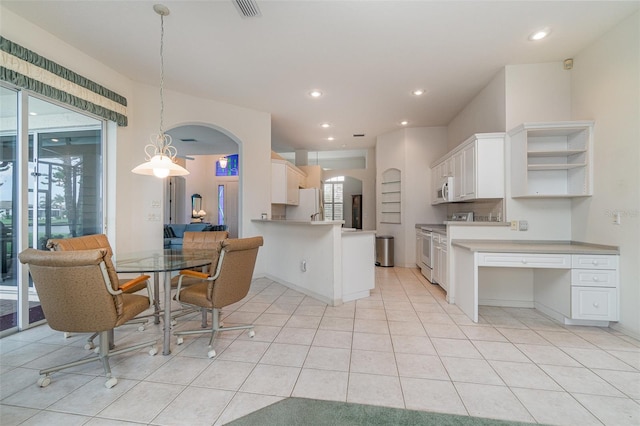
[253,219,376,305]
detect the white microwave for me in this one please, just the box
[435,176,454,203]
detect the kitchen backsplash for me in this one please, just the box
[446,199,504,222]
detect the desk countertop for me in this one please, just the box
[451,240,619,255]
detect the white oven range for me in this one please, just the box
[417,225,446,283]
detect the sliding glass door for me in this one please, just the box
[0,87,19,332]
[0,88,104,334]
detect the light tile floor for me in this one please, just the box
[1,267,639,425]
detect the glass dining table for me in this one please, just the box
[115,249,213,355]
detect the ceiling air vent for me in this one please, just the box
[233,0,262,18]
[353,134,365,138]
[179,138,197,142]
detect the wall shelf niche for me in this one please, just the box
[381,169,401,223]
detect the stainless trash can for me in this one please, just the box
[375,235,394,267]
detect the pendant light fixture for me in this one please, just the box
[132,4,189,178]
[218,156,228,169]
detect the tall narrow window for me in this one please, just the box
[324,176,344,220]
[218,185,225,225]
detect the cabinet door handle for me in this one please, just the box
[592,276,599,282]
[592,260,598,266]
[593,302,599,308]
[521,259,527,264]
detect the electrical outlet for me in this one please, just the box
[613,211,621,225]
[510,220,518,230]
[519,220,529,231]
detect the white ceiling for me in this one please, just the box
[3,1,638,154]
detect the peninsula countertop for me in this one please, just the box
[451,240,619,255]
[253,219,345,226]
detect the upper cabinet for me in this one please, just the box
[272,160,307,205]
[432,133,505,203]
[509,121,594,198]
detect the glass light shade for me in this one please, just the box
[132,154,189,178]
[219,156,228,168]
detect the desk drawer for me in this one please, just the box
[571,286,618,321]
[478,253,571,269]
[572,255,618,270]
[571,269,617,288]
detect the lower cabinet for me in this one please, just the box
[571,286,617,321]
[431,233,448,292]
[570,255,619,321]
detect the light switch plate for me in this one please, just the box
[519,220,529,231]
[510,220,518,230]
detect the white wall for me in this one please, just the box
[376,127,448,267]
[448,68,506,149]
[0,6,134,253]
[570,11,640,337]
[127,84,272,274]
[505,63,571,129]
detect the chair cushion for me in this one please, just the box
[164,225,177,238]
[177,282,212,308]
[116,293,152,326]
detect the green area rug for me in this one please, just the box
[228,397,536,425]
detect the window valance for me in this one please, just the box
[0,36,128,126]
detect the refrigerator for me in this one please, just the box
[286,188,323,221]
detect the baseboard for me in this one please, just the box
[534,301,567,324]
[610,322,640,340]
[263,273,339,306]
[479,299,534,308]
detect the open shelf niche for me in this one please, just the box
[381,168,401,224]
[509,121,594,198]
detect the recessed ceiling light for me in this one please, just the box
[309,90,323,98]
[29,112,37,116]
[327,136,335,141]
[400,120,409,126]
[412,89,425,96]
[321,123,331,128]
[51,138,59,142]
[529,28,551,41]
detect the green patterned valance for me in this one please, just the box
[0,36,128,126]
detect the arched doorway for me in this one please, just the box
[166,124,241,238]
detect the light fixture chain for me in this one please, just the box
[159,12,165,134]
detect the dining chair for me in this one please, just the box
[169,230,229,326]
[173,236,263,358]
[47,234,152,350]
[18,248,158,389]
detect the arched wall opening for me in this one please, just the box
[165,122,242,237]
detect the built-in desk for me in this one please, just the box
[451,240,619,326]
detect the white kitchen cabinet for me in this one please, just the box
[431,233,448,292]
[272,160,306,205]
[452,143,477,201]
[431,158,454,204]
[438,234,448,292]
[432,132,504,203]
[571,254,618,321]
[509,121,594,198]
[415,229,421,268]
[432,233,441,284]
